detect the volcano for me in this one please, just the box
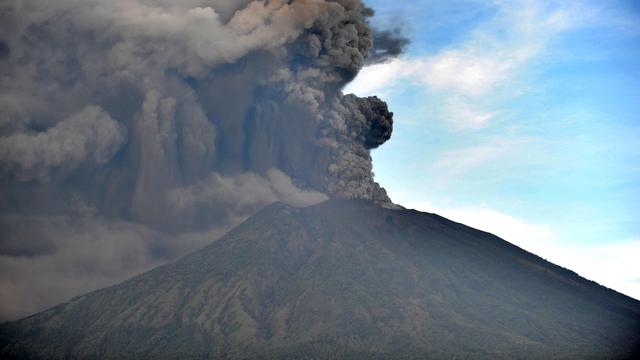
[1,200,639,359]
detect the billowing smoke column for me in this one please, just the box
[0,0,400,320]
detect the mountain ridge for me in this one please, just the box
[1,199,639,359]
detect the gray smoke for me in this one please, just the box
[0,0,402,321]
[369,28,410,63]
[0,106,127,182]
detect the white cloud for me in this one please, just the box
[345,43,535,99]
[419,45,538,96]
[396,198,640,301]
[442,97,497,129]
[345,0,591,130]
[428,138,530,187]
[344,58,408,97]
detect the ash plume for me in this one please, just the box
[0,0,400,320]
[369,28,410,63]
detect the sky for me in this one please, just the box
[347,0,640,299]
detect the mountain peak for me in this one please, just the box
[2,200,639,359]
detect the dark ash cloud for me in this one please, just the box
[369,28,410,63]
[0,40,9,60]
[0,0,396,321]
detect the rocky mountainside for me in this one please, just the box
[1,200,639,359]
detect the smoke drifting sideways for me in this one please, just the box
[368,28,410,64]
[0,0,404,321]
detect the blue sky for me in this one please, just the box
[346,0,640,299]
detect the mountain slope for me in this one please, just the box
[1,199,639,359]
